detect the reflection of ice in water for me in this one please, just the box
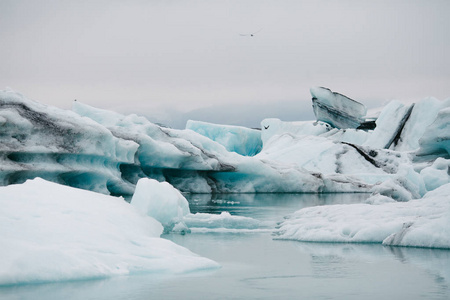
[387,247,450,289]
[182,193,370,233]
[294,242,450,293]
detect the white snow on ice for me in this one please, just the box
[275,183,450,249]
[0,178,219,286]
[131,178,190,229]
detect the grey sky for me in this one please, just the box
[1,0,449,128]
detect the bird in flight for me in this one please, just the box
[240,28,262,37]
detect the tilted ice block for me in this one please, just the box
[363,100,414,149]
[186,120,262,156]
[393,97,446,151]
[310,87,367,129]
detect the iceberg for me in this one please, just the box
[131,178,190,232]
[72,95,373,194]
[0,178,219,286]
[0,88,449,197]
[0,89,138,196]
[310,87,367,129]
[392,97,446,151]
[275,183,450,249]
[363,100,414,149]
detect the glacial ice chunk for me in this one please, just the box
[186,120,262,156]
[419,158,450,191]
[130,179,269,233]
[0,89,138,196]
[363,100,414,149]
[73,101,373,193]
[310,87,367,129]
[416,106,450,159]
[0,178,219,285]
[393,97,447,151]
[3,88,447,196]
[275,183,450,249]
[130,178,190,230]
[382,183,450,248]
[183,212,269,233]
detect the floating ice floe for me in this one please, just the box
[131,178,190,232]
[130,178,270,234]
[275,183,450,249]
[0,178,219,286]
[183,212,270,233]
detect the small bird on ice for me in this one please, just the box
[240,28,262,37]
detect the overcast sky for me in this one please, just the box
[1,0,449,128]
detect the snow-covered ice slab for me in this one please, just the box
[0,178,219,286]
[275,183,450,249]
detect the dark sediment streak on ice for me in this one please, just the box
[388,104,415,149]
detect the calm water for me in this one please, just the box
[1,193,449,300]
